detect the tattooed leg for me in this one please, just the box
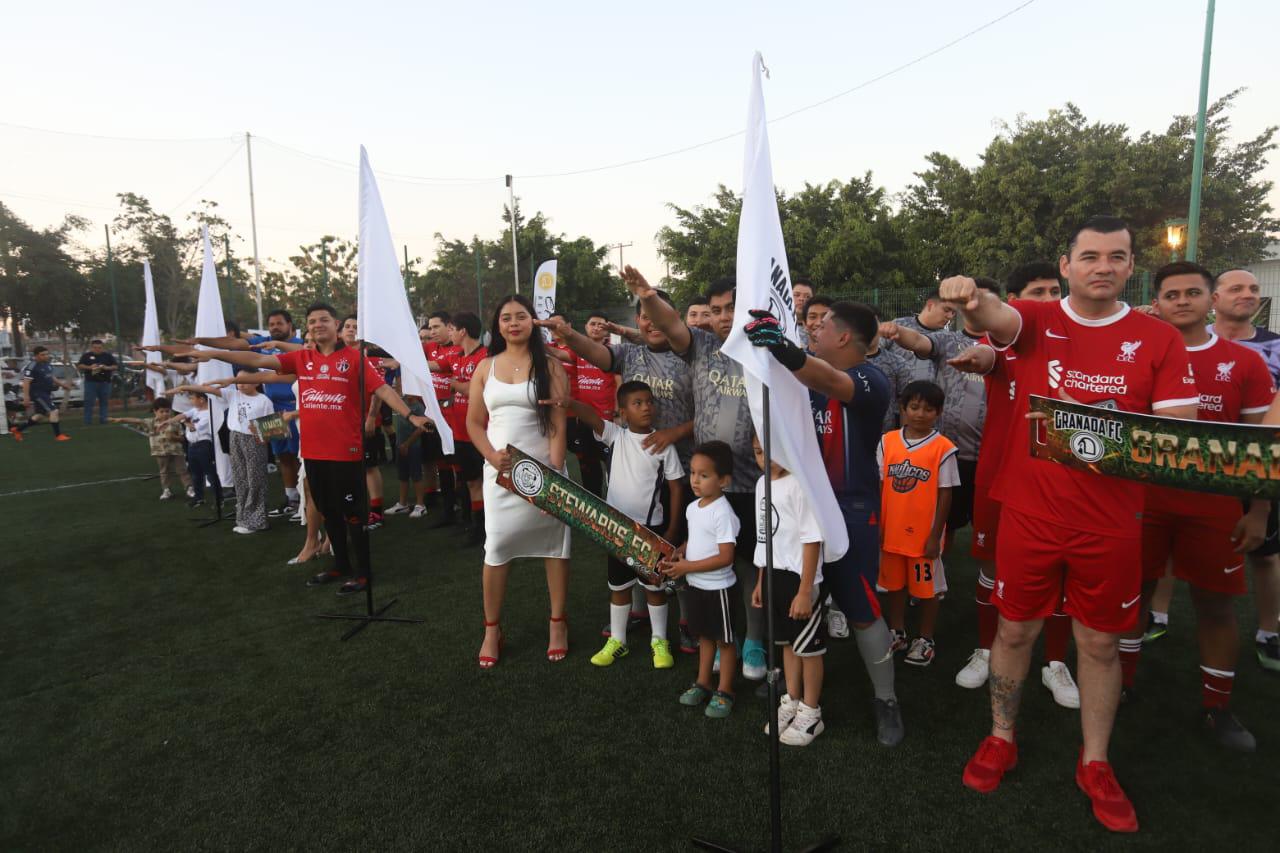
[988,615,1042,742]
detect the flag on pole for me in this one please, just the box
[532,259,558,341]
[194,226,235,484]
[356,146,454,454]
[722,53,850,561]
[141,260,166,399]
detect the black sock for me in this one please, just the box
[51,421,62,436]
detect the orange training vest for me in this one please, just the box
[879,429,958,556]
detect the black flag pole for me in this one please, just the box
[317,339,423,640]
[692,385,838,853]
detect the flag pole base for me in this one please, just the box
[317,597,423,641]
[192,502,227,528]
[690,835,840,853]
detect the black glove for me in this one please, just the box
[743,309,806,371]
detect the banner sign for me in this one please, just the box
[533,259,557,342]
[1029,394,1280,499]
[250,412,290,445]
[495,445,679,590]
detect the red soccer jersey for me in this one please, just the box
[1145,333,1275,515]
[445,345,488,442]
[424,341,459,401]
[277,345,386,462]
[973,339,1020,490]
[548,343,577,390]
[574,356,617,420]
[990,299,1197,538]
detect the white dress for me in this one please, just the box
[481,362,572,565]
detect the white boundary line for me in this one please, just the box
[0,474,151,498]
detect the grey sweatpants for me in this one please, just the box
[230,431,269,531]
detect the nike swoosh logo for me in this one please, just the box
[1045,330,1070,340]
[1121,595,1140,609]
[1224,564,1243,574]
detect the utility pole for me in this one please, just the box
[1186,0,1216,262]
[105,224,124,411]
[244,131,265,327]
[474,239,484,318]
[223,234,236,325]
[605,242,633,272]
[506,174,519,293]
[320,237,330,302]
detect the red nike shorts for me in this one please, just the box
[970,481,1000,561]
[1141,500,1247,596]
[994,508,1141,633]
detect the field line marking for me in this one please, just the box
[0,474,152,498]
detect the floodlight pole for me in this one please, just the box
[506,174,519,293]
[1186,0,1216,262]
[244,132,265,328]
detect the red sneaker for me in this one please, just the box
[1076,755,1138,833]
[10,429,22,442]
[962,736,1017,793]
[55,434,72,442]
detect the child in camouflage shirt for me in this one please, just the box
[109,397,192,500]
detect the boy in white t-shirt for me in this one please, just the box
[546,380,686,668]
[661,440,740,718]
[749,432,828,746]
[174,374,275,533]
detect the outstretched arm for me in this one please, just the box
[176,349,282,372]
[540,394,604,435]
[621,266,690,354]
[168,383,225,398]
[742,310,858,403]
[534,317,613,372]
[938,276,1020,345]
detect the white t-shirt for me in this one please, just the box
[183,407,212,442]
[224,387,276,435]
[596,421,684,526]
[683,495,740,591]
[754,473,824,582]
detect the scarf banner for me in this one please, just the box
[496,445,679,590]
[1029,394,1280,499]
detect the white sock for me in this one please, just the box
[1257,629,1278,643]
[1151,610,1169,625]
[285,487,299,500]
[648,602,668,641]
[610,603,630,646]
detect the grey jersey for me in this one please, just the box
[923,329,988,460]
[868,342,918,432]
[609,342,694,467]
[795,323,810,350]
[894,314,946,383]
[681,327,762,493]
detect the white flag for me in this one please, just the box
[194,226,234,484]
[532,259,558,341]
[141,260,166,399]
[356,146,454,454]
[722,53,849,561]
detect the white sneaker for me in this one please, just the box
[955,648,991,689]
[1041,661,1080,709]
[186,486,196,499]
[764,694,800,735]
[159,488,173,501]
[384,502,410,515]
[779,703,824,746]
[232,525,254,535]
[826,604,850,639]
[409,505,427,519]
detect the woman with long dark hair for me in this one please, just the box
[467,294,572,667]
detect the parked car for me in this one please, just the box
[2,357,83,410]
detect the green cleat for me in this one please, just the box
[590,637,629,667]
[679,683,711,706]
[705,690,735,718]
[651,637,675,669]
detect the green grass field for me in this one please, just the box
[2,421,1277,851]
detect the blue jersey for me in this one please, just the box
[248,334,302,407]
[1230,326,1280,386]
[809,362,890,518]
[21,359,56,396]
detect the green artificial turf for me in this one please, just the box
[2,421,1277,851]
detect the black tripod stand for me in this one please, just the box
[316,340,423,641]
[691,387,839,853]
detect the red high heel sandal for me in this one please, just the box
[479,620,503,669]
[547,615,569,662]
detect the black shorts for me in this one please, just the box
[422,426,444,462]
[569,418,607,459]
[768,572,828,656]
[947,458,978,531]
[725,491,757,563]
[451,440,484,481]
[683,583,740,645]
[608,524,663,591]
[363,430,386,469]
[30,393,55,416]
[1248,500,1280,558]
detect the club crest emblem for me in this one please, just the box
[336,359,351,373]
[511,460,544,497]
[1215,361,1234,382]
[1117,340,1142,363]
[319,364,330,374]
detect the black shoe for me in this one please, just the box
[427,508,457,529]
[337,579,367,597]
[307,570,342,587]
[873,698,904,747]
[1202,708,1256,752]
[1120,685,1137,705]
[188,498,204,508]
[268,501,299,518]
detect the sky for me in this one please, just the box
[2,0,1277,298]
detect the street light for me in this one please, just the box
[1165,218,1188,262]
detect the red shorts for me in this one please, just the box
[995,508,1141,633]
[1141,503,1247,595]
[971,481,1000,561]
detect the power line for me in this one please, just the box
[255,137,497,186]
[0,121,236,144]
[165,141,247,215]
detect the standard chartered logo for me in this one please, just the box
[1048,360,1063,389]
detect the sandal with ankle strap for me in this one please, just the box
[547,615,568,662]
[479,620,503,669]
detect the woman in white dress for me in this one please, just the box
[467,295,572,668]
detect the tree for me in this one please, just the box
[260,237,360,317]
[0,203,92,357]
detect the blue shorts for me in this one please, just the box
[269,402,300,456]
[822,512,882,625]
[31,393,55,415]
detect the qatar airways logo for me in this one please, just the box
[301,388,348,406]
[1048,360,1129,396]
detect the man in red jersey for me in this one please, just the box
[568,312,620,496]
[420,311,461,523]
[945,217,1198,833]
[431,312,488,545]
[950,263,1078,709]
[1117,261,1272,752]
[183,303,431,595]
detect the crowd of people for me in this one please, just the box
[15,215,1280,834]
